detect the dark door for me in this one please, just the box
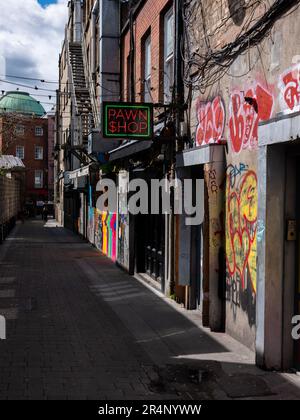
[136,213,165,288]
[190,223,202,310]
[64,191,80,233]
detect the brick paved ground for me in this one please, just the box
[0,220,300,400]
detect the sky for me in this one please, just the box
[0,0,68,111]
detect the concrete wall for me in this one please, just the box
[122,0,172,103]
[185,0,300,350]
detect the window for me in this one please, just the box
[164,8,174,103]
[15,125,25,136]
[35,146,43,160]
[143,34,152,102]
[16,146,25,160]
[34,170,43,189]
[35,127,44,137]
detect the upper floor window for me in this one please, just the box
[143,34,152,103]
[34,170,43,189]
[16,146,25,160]
[35,126,44,137]
[35,146,43,160]
[164,8,174,103]
[15,125,25,136]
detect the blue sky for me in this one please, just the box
[0,0,68,111]
[38,0,57,6]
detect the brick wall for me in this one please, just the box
[122,0,173,103]
[0,116,49,203]
[0,174,21,225]
[48,115,55,201]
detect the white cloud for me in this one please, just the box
[0,0,68,109]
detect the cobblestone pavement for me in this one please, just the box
[0,220,300,400]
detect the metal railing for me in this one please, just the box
[81,25,100,128]
[65,32,82,146]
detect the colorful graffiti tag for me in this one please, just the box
[118,213,130,270]
[196,96,226,146]
[226,167,257,325]
[279,64,300,112]
[229,84,274,154]
[94,210,117,262]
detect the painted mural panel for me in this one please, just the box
[117,171,130,271]
[225,164,257,328]
[94,209,117,262]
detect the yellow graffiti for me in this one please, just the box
[226,170,257,294]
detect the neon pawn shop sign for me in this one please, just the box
[103,102,153,140]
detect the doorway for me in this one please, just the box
[136,213,165,288]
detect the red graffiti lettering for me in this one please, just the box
[280,65,300,111]
[196,97,225,146]
[229,85,273,154]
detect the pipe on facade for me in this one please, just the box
[73,0,82,43]
[129,0,135,101]
[91,0,99,75]
[167,0,184,298]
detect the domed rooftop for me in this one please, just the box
[0,91,46,117]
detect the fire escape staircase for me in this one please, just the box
[65,41,96,166]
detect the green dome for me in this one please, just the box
[0,91,46,117]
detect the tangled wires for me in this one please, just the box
[183,0,300,93]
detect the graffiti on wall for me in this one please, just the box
[279,64,300,113]
[226,166,257,326]
[118,214,130,270]
[229,84,274,154]
[207,168,220,195]
[196,96,226,146]
[211,212,225,249]
[94,210,117,262]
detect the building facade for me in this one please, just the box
[182,0,300,370]
[0,92,50,212]
[47,113,55,203]
[55,0,300,372]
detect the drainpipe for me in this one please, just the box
[174,0,184,153]
[168,0,183,298]
[91,0,99,75]
[129,0,135,101]
[73,0,82,43]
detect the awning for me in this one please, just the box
[259,110,300,146]
[109,140,153,162]
[68,166,90,180]
[108,122,164,162]
[64,166,90,190]
[176,144,225,167]
[0,155,25,171]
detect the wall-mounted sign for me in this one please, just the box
[103,102,153,140]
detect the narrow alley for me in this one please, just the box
[0,220,299,400]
